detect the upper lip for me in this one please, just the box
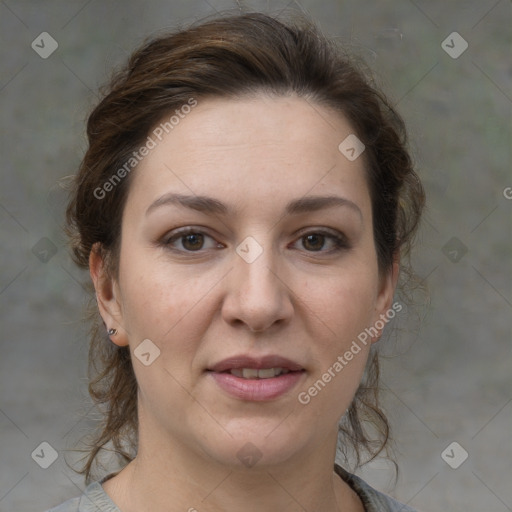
[208,355,304,373]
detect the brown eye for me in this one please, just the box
[181,233,204,251]
[302,233,325,251]
[162,229,221,253]
[292,230,350,254]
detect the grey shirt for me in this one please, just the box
[46,465,416,512]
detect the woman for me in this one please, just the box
[50,11,424,512]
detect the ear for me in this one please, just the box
[89,243,129,347]
[371,251,400,343]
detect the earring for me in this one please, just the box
[108,328,118,336]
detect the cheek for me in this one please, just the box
[298,278,375,421]
[305,266,379,341]
[117,248,223,380]
[118,246,194,334]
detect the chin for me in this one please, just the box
[199,418,310,470]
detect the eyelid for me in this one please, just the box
[293,226,347,240]
[160,226,350,256]
[290,228,350,252]
[162,227,222,250]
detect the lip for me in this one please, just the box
[207,355,305,401]
[208,355,304,373]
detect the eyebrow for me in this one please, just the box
[145,193,362,218]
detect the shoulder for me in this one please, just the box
[45,497,80,512]
[45,481,120,512]
[335,465,417,512]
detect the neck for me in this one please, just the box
[103,421,363,512]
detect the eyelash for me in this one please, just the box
[160,227,350,255]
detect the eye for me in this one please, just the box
[160,227,349,255]
[162,228,222,252]
[293,230,349,253]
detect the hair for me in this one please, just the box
[66,11,425,482]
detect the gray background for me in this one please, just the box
[0,1,511,511]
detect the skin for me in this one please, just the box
[90,94,398,512]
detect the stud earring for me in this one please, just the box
[108,328,118,336]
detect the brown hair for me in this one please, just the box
[66,11,425,482]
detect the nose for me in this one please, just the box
[221,241,294,334]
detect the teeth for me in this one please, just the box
[242,368,259,379]
[229,368,289,379]
[257,368,278,379]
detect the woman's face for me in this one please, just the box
[96,94,396,469]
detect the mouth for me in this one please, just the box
[208,354,304,374]
[226,367,292,379]
[207,355,306,401]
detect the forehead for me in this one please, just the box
[128,94,370,214]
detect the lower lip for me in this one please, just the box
[209,371,305,401]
